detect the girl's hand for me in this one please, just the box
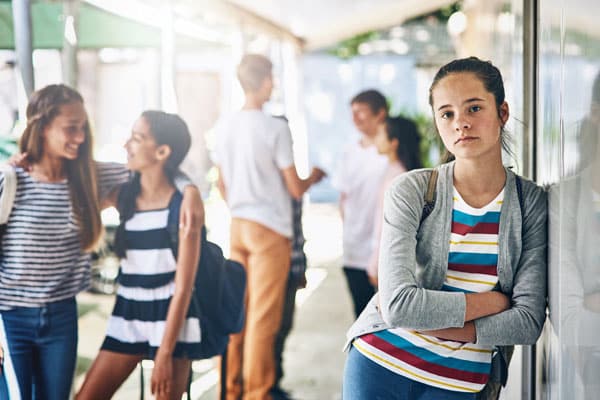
[151,351,173,397]
[491,291,511,314]
[7,152,30,171]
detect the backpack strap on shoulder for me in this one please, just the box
[166,191,184,259]
[515,175,524,221]
[421,169,438,223]
[165,191,207,260]
[0,164,17,225]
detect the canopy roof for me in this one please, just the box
[225,0,456,50]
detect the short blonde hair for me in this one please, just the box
[237,54,272,93]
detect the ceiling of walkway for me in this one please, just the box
[225,0,456,50]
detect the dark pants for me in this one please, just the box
[0,298,78,400]
[273,275,299,389]
[343,267,376,318]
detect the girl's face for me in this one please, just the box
[42,101,87,160]
[431,72,508,162]
[125,117,168,172]
[374,123,398,156]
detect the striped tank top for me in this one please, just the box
[354,187,504,393]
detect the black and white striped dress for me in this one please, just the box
[101,206,202,359]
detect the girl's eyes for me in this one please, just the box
[65,125,82,134]
[439,105,481,119]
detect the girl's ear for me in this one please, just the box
[499,101,510,125]
[155,144,171,161]
[390,137,400,153]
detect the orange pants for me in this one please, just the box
[224,218,291,400]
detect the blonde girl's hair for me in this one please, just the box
[19,84,102,252]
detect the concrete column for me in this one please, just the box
[62,0,80,88]
[11,0,34,98]
[159,0,177,112]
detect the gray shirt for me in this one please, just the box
[346,161,548,384]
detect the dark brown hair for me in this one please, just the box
[351,89,388,115]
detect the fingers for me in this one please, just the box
[8,152,29,169]
[151,380,172,398]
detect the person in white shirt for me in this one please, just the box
[214,54,325,400]
[333,90,388,317]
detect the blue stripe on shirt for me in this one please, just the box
[374,330,491,374]
[452,210,501,226]
[448,252,498,266]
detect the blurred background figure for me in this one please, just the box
[368,116,423,287]
[213,54,324,400]
[333,89,388,318]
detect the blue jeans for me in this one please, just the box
[0,298,78,400]
[343,346,481,400]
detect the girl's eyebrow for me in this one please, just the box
[437,97,486,111]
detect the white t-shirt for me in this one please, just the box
[214,110,295,238]
[333,140,388,269]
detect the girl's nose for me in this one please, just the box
[74,129,85,143]
[455,116,471,131]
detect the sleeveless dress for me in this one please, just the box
[101,206,202,359]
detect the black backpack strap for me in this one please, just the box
[220,346,227,400]
[139,364,145,400]
[166,191,184,259]
[187,366,192,400]
[421,169,439,223]
[515,175,524,222]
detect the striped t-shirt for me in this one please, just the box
[354,186,504,393]
[0,163,129,310]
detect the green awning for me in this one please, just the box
[0,1,195,49]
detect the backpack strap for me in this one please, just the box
[515,175,524,222]
[166,191,183,259]
[0,164,17,225]
[421,169,438,223]
[166,191,207,260]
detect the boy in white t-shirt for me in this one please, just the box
[214,54,324,400]
[333,90,388,317]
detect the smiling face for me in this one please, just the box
[42,101,88,160]
[125,116,169,172]
[351,102,386,138]
[431,72,508,162]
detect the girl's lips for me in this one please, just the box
[455,136,478,144]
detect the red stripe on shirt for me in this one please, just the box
[362,334,490,385]
[452,222,500,235]
[448,263,498,276]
